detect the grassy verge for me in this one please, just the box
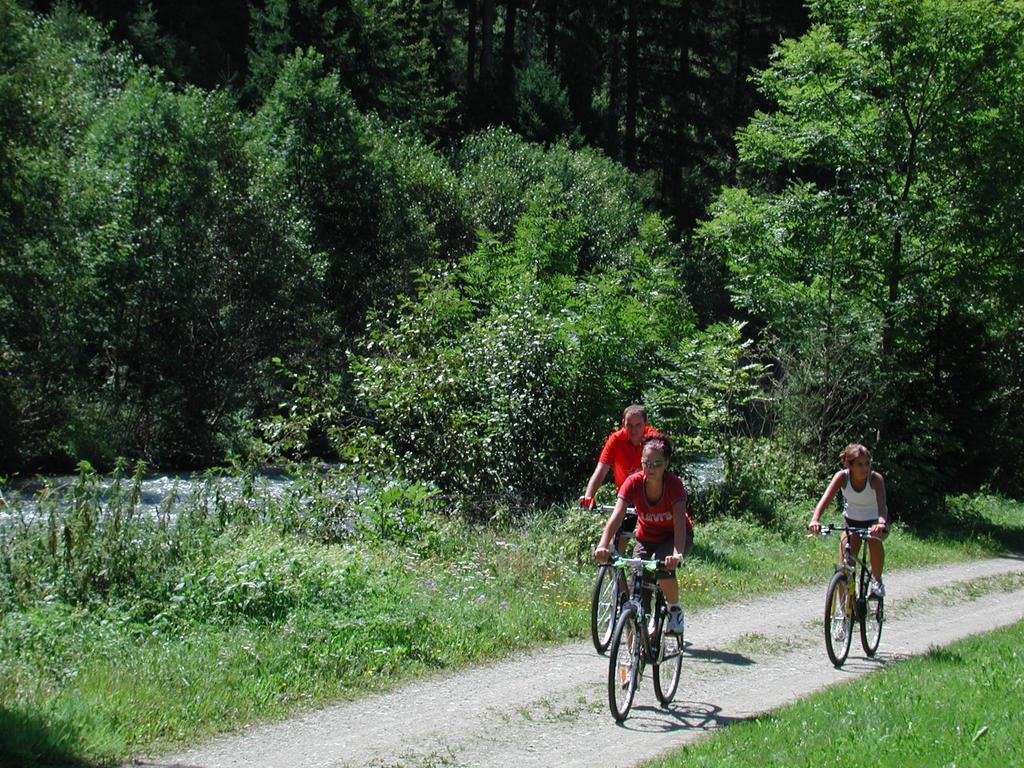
[643,618,1024,768]
[0,521,591,766]
[1,473,1021,767]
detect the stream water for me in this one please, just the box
[1,457,725,521]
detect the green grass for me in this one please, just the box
[0,524,591,765]
[643,619,1024,768]
[1,481,1022,767]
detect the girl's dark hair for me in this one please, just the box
[839,443,871,467]
[642,433,672,461]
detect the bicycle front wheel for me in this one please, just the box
[859,574,884,656]
[653,623,683,705]
[608,607,641,722]
[824,571,853,667]
[590,565,620,653]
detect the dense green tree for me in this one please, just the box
[2,5,479,471]
[68,69,328,463]
[0,2,138,469]
[27,0,810,239]
[249,49,465,346]
[248,0,456,135]
[351,130,696,512]
[514,57,575,145]
[701,0,1024,501]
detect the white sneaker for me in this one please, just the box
[869,577,885,598]
[666,606,684,635]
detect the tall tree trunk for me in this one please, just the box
[467,0,479,91]
[878,131,918,444]
[481,0,496,85]
[878,228,902,445]
[502,0,519,110]
[545,0,557,65]
[523,0,535,62]
[733,0,747,123]
[625,0,638,170]
[669,0,692,230]
[606,0,623,160]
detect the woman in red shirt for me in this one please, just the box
[593,434,691,634]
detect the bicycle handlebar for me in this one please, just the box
[817,523,882,540]
[610,555,669,571]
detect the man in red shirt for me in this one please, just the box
[579,404,660,508]
[579,405,660,548]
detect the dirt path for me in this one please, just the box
[141,555,1024,768]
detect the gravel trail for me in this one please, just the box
[140,554,1024,768]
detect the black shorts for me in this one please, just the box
[844,517,878,533]
[634,537,677,580]
[616,509,638,536]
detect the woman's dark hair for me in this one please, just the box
[642,433,672,461]
[839,443,871,467]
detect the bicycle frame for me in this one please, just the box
[605,553,683,721]
[823,524,877,615]
[819,524,885,666]
[611,555,665,662]
[598,503,637,547]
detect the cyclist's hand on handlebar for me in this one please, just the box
[594,545,610,564]
[806,520,822,536]
[870,521,889,538]
[664,553,682,569]
[579,496,596,510]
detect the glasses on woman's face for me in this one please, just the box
[642,459,666,469]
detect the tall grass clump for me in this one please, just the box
[1,459,182,613]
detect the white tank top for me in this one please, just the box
[841,469,878,522]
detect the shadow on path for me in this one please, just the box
[684,646,755,666]
[614,699,745,734]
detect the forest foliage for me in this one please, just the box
[2,0,1023,517]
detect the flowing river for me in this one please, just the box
[0,457,725,522]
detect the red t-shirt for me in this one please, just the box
[598,425,661,488]
[618,471,690,541]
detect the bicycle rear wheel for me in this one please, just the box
[652,618,683,705]
[590,565,620,653]
[824,571,853,667]
[859,569,884,656]
[608,608,641,722]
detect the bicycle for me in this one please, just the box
[606,554,684,722]
[818,524,885,667]
[590,505,635,653]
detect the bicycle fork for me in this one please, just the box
[836,557,859,619]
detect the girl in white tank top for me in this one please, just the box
[808,444,890,596]
[842,468,879,522]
